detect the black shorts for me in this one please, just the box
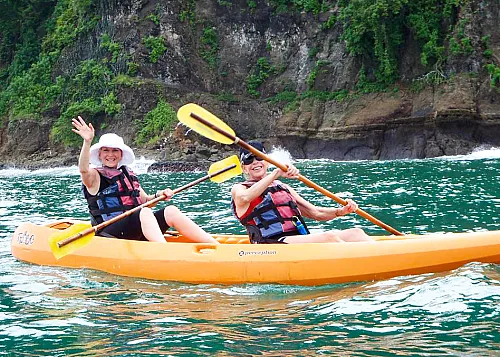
[254,236,289,244]
[99,208,170,241]
[247,226,296,244]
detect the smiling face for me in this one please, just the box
[242,157,269,181]
[98,147,123,168]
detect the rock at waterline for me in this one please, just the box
[147,161,210,173]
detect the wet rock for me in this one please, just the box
[147,161,210,173]
[2,1,500,166]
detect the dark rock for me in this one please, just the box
[2,0,500,167]
[147,161,210,173]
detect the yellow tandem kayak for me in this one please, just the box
[11,220,500,286]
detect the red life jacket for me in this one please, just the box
[232,180,309,243]
[83,166,143,225]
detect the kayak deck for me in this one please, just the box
[46,220,252,244]
[11,220,500,285]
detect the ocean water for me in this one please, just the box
[1,149,500,356]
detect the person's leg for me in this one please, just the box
[163,205,219,244]
[139,207,167,243]
[282,228,373,243]
[283,230,345,243]
[335,228,374,242]
[101,210,145,241]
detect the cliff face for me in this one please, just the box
[2,0,500,167]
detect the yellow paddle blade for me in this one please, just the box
[208,155,242,183]
[177,103,235,145]
[48,223,95,260]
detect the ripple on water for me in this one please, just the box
[1,154,500,356]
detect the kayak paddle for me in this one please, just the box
[177,103,404,236]
[48,155,243,259]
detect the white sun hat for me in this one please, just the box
[89,133,135,167]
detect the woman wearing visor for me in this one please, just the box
[231,141,373,244]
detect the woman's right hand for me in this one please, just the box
[72,116,95,143]
[156,188,174,201]
[273,164,299,179]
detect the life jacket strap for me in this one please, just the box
[90,204,136,216]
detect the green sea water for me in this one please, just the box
[1,149,500,356]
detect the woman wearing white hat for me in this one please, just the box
[72,116,219,244]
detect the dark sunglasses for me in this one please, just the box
[241,155,264,165]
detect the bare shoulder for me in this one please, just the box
[231,183,247,194]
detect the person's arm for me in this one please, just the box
[72,116,100,194]
[231,164,300,217]
[232,169,279,207]
[286,184,358,221]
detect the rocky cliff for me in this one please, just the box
[1,0,500,168]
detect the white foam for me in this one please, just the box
[438,146,500,161]
[294,146,500,164]
[1,145,497,179]
[0,156,156,177]
[267,146,295,169]
[0,166,80,177]
[130,156,156,175]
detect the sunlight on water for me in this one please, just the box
[0,148,499,355]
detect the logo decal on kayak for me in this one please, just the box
[238,250,277,257]
[17,231,35,245]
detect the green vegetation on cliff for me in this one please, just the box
[50,59,121,146]
[0,0,496,152]
[143,36,167,63]
[0,0,99,123]
[339,0,462,84]
[136,100,177,145]
[199,26,219,69]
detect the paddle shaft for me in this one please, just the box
[190,112,404,236]
[57,164,237,248]
[172,164,236,194]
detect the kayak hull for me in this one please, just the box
[11,220,500,285]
